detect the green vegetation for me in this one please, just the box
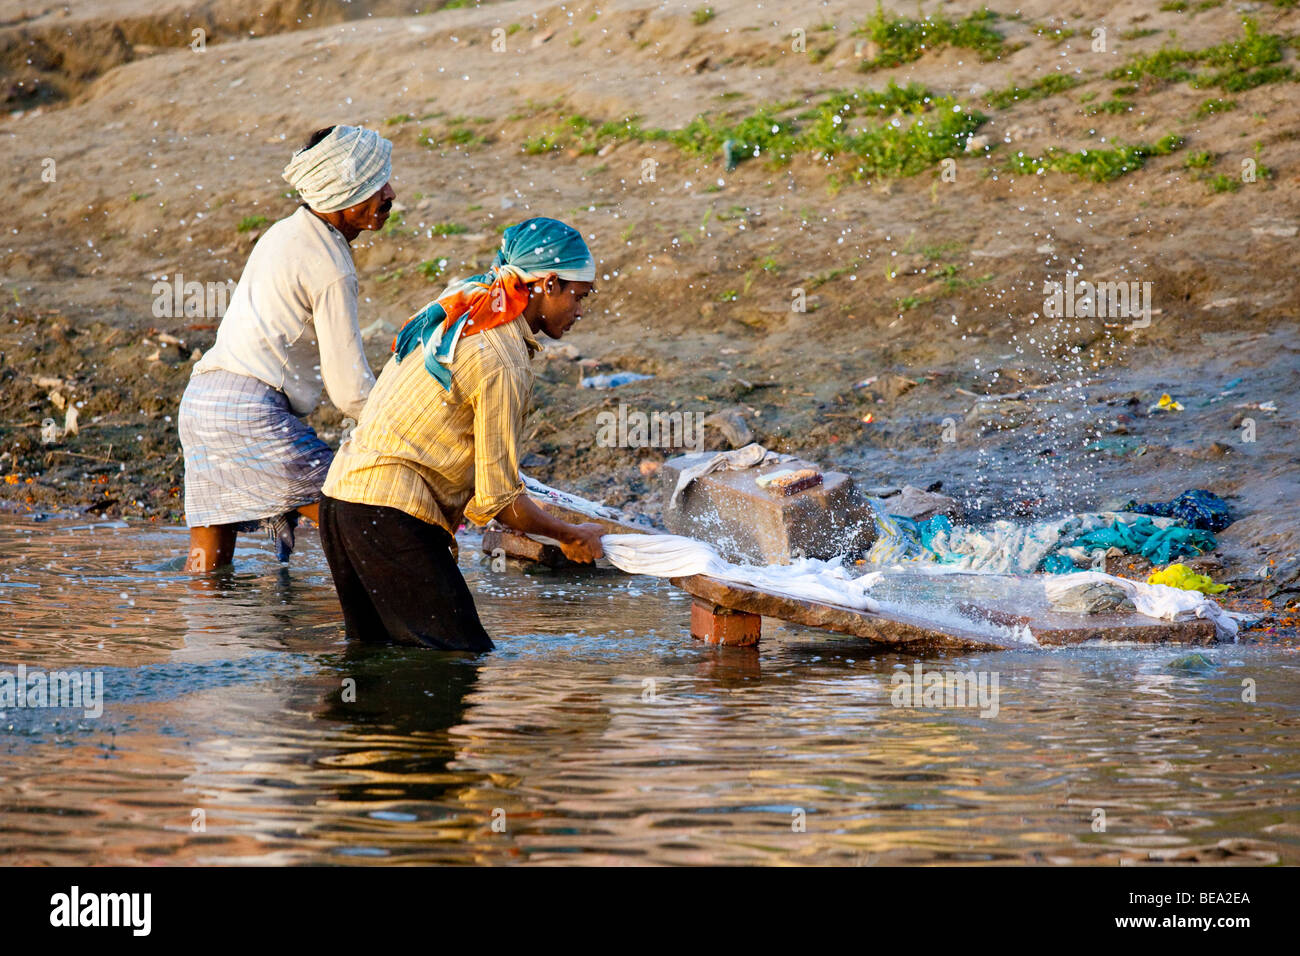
[381,210,406,236]
[1107,18,1292,92]
[417,258,448,281]
[385,114,413,126]
[419,124,487,150]
[237,215,269,233]
[428,222,467,236]
[1159,1,1188,11]
[1120,28,1160,40]
[1007,133,1184,182]
[519,81,986,180]
[671,81,986,179]
[1085,97,1135,115]
[855,2,1005,70]
[1184,150,1214,168]
[1033,23,1078,44]
[1196,97,1237,117]
[1207,173,1241,192]
[692,7,715,26]
[921,239,965,260]
[985,73,1081,109]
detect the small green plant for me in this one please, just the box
[718,289,739,302]
[1108,18,1290,92]
[237,215,270,233]
[1085,97,1136,115]
[1159,1,1188,11]
[692,7,715,26]
[985,73,1081,109]
[1184,150,1213,168]
[385,114,413,126]
[855,2,1005,70]
[1207,173,1241,192]
[428,222,468,236]
[1195,97,1236,117]
[1033,23,1078,44]
[417,258,449,280]
[381,210,406,236]
[1007,133,1184,182]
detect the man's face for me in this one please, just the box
[342,182,396,232]
[534,277,593,339]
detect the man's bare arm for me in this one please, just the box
[495,495,605,563]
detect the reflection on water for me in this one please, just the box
[0,514,1296,865]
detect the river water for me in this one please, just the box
[0,514,1296,865]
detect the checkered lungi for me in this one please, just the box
[179,369,333,560]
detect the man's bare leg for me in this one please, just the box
[188,525,237,572]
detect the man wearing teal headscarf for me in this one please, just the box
[319,217,604,651]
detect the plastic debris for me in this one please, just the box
[580,371,654,389]
[1149,563,1229,595]
[1149,393,1184,413]
[40,418,61,445]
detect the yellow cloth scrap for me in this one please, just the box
[1148,563,1228,594]
[1154,393,1184,412]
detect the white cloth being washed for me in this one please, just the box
[600,533,882,611]
[1044,571,1237,641]
[192,206,375,420]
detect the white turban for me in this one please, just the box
[282,125,393,213]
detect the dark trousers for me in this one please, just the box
[319,496,494,652]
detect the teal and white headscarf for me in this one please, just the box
[394,217,595,390]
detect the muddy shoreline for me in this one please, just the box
[2,0,1298,616]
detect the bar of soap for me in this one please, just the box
[756,468,823,496]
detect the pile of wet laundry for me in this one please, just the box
[867,489,1232,575]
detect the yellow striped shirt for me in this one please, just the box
[322,315,540,536]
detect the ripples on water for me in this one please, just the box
[0,514,1296,865]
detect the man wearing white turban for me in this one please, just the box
[179,125,396,571]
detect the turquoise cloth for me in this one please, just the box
[1067,516,1216,567]
[866,507,1217,574]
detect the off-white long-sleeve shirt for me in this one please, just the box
[192,205,375,419]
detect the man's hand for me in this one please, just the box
[559,522,605,564]
[496,495,605,563]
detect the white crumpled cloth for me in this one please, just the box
[600,532,881,611]
[1044,570,1237,641]
[667,443,794,509]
